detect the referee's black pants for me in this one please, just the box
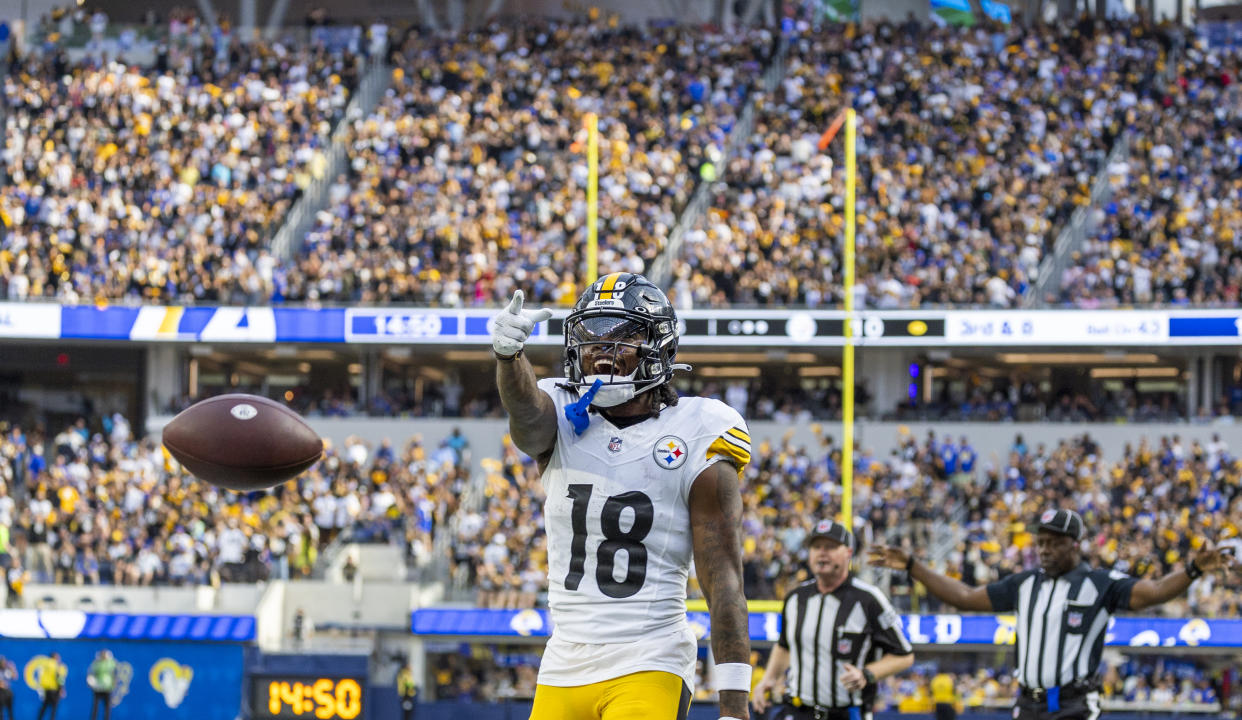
[1014,690,1101,720]
[767,703,873,720]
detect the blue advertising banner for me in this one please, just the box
[1,639,244,720]
[0,610,255,642]
[1168,315,1241,338]
[274,307,345,343]
[411,608,1242,648]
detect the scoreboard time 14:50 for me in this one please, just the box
[254,677,364,719]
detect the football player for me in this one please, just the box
[492,272,752,720]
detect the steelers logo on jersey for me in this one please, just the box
[653,436,688,469]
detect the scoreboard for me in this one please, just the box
[8,302,1242,347]
[252,676,366,720]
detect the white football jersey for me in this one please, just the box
[536,378,751,653]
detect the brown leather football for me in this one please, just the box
[161,394,323,491]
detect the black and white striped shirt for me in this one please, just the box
[986,563,1138,690]
[778,576,913,708]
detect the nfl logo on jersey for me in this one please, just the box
[837,638,852,654]
[608,436,623,453]
[1067,611,1083,629]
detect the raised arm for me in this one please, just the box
[1129,544,1236,611]
[492,291,557,465]
[496,353,557,462]
[868,545,994,612]
[690,461,751,720]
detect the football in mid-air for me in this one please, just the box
[161,394,324,491]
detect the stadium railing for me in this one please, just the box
[649,34,789,288]
[1024,130,1133,307]
[269,54,391,261]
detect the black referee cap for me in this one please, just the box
[1032,509,1085,540]
[808,519,855,551]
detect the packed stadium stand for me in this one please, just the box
[3,1,1242,719]
[1,39,360,303]
[286,21,775,305]
[680,18,1185,308]
[0,417,452,596]
[1060,46,1242,307]
[1,11,1215,311]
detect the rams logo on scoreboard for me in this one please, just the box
[993,615,1018,645]
[1178,619,1211,647]
[150,658,194,708]
[508,609,545,637]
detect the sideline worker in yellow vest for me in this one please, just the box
[931,672,957,720]
[397,665,419,720]
[36,652,66,720]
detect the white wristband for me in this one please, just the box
[719,717,746,720]
[714,662,753,693]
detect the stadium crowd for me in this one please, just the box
[0,415,459,602]
[1059,43,1242,307]
[279,19,773,305]
[1,30,360,304]
[678,17,1183,308]
[2,11,1216,311]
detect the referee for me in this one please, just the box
[753,520,914,720]
[870,509,1238,720]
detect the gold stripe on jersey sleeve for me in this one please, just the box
[707,436,750,472]
[718,433,751,453]
[725,427,751,446]
[597,272,623,299]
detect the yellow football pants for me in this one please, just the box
[529,671,690,720]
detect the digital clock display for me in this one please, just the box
[253,677,364,719]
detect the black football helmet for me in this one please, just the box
[563,272,687,396]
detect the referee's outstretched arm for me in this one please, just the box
[869,543,1237,613]
[868,545,995,611]
[1127,543,1237,610]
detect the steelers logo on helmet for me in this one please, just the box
[563,272,688,407]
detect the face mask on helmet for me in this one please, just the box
[567,315,651,384]
[562,274,690,412]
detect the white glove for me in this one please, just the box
[492,290,552,358]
